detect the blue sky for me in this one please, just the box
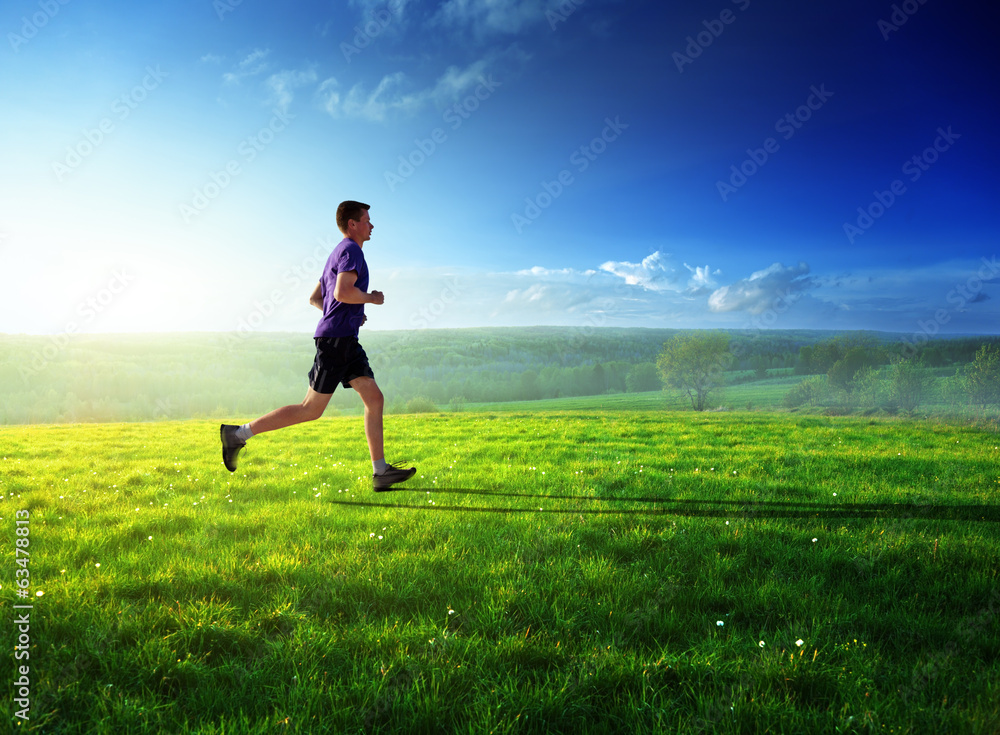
[1,0,997,338]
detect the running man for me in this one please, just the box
[220,200,416,491]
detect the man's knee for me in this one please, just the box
[301,391,330,421]
[355,379,383,410]
[304,403,326,421]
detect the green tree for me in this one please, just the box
[656,332,732,411]
[888,357,929,414]
[854,366,886,411]
[782,376,825,408]
[828,346,872,391]
[519,370,541,401]
[964,344,1000,409]
[625,362,661,392]
[795,345,814,375]
[752,356,769,380]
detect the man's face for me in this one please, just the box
[351,210,373,244]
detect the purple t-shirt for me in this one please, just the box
[314,238,369,338]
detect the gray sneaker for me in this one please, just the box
[220,424,246,472]
[373,463,416,491]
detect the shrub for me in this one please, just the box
[888,357,929,413]
[405,396,438,413]
[782,376,825,408]
[853,366,888,411]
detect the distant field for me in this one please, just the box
[465,374,997,423]
[463,376,810,414]
[2,410,998,733]
[5,329,994,425]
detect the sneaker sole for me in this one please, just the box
[373,467,416,491]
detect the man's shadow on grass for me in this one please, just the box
[327,487,1000,522]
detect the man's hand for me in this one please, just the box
[334,271,385,305]
[309,281,323,310]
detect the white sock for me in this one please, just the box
[235,423,254,442]
[373,458,387,475]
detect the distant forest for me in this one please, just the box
[1,327,997,424]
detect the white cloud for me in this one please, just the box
[265,67,318,114]
[350,0,414,24]
[685,263,718,292]
[599,251,715,296]
[431,0,575,36]
[317,47,525,120]
[515,266,596,278]
[316,72,417,121]
[708,262,813,314]
[223,48,271,85]
[200,53,223,64]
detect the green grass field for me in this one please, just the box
[2,410,999,733]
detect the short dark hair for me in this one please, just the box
[336,200,370,234]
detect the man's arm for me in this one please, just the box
[309,281,323,310]
[334,270,384,305]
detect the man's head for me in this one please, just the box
[336,200,373,244]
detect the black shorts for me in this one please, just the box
[308,336,375,395]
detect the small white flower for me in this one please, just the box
[148,536,153,541]
[796,639,804,647]
[812,538,817,543]
[759,641,765,648]
[35,590,44,597]
[716,620,724,627]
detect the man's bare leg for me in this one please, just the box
[350,376,415,489]
[249,388,333,435]
[221,388,333,472]
[349,376,384,462]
